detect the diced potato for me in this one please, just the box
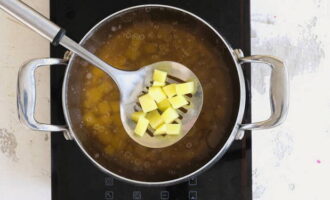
[148,87,167,103]
[166,124,182,135]
[91,67,105,77]
[146,110,164,129]
[154,124,167,135]
[153,69,167,83]
[93,123,106,133]
[83,112,97,126]
[162,84,177,98]
[94,130,112,145]
[157,99,171,112]
[153,81,165,87]
[99,115,111,124]
[97,82,112,93]
[134,117,149,137]
[139,94,157,113]
[97,101,111,115]
[168,95,188,109]
[161,107,179,123]
[131,111,145,122]
[85,87,103,104]
[104,145,115,155]
[176,82,195,95]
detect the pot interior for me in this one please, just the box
[65,5,241,182]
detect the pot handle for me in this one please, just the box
[17,58,72,140]
[236,49,289,130]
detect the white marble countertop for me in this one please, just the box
[0,0,329,199]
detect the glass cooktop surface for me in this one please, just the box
[50,1,251,199]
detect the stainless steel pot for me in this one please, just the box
[16,5,289,186]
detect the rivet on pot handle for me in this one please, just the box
[235,49,289,131]
[17,58,72,140]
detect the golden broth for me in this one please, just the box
[80,19,237,181]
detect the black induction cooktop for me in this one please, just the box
[50,1,251,199]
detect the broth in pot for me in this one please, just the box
[68,8,240,182]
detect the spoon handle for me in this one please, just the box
[0,0,122,79]
[0,0,64,44]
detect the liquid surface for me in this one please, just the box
[80,19,237,181]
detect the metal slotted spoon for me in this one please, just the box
[0,0,203,148]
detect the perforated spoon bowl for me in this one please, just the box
[0,0,203,148]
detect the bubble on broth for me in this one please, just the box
[186,142,192,149]
[94,153,100,158]
[111,26,117,32]
[86,73,92,79]
[134,159,141,166]
[124,151,132,159]
[143,161,150,168]
[168,169,176,175]
[124,32,132,39]
[80,60,89,67]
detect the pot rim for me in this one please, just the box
[62,4,246,186]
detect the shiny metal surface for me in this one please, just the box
[14,5,289,186]
[0,0,204,148]
[17,58,71,140]
[0,0,60,41]
[234,49,289,131]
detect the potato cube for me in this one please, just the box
[157,99,171,112]
[97,101,111,115]
[154,124,167,135]
[153,69,167,83]
[166,124,182,135]
[161,107,179,123]
[146,110,164,129]
[153,81,165,87]
[83,112,97,126]
[176,82,195,95]
[162,84,177,98]
[134,117,149,137]
[139,94,157,113]
[168,95,188,109]
[131,111,145,122]
[148,87,167,103]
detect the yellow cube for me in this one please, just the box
[161,107,179,123]
[168,95,188,109]
[139,94,157,113]
[134,117,149,137]
[153,81,165,87]
[146,110,164,129]
[166,124,181,135]
[153,69,167,83]
[148,87,167,103]
[83,112,97,126]
[176,82,195,95]
[154,124,167,135]
[131,111,145,122]
[162,84,177,98]
[157,99,171,112]
[97,101,111,115]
